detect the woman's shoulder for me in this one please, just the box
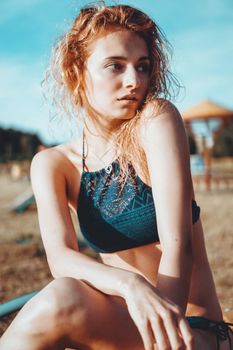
[31,140,82,179]
[140,98,182,125]
[137,98,185,146]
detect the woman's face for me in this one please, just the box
[84,29,150,121]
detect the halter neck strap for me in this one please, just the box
[82,130,86,172]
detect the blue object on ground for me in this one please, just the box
[0,291,39,318]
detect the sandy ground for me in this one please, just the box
[0,161,233,335]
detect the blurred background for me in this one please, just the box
[0,0,233,334]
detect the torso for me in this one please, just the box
[53,137,223,321]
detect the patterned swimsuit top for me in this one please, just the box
[77,135,201,253]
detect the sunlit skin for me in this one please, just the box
[80,29,151,165]
[0,27,232,350]
[84,30,150,123]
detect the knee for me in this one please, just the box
[21,278,88,334]
[45,277,89,319]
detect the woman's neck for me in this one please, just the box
[83,116,121,161]
[83,114,123,150]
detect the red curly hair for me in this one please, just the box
[46,1,179,184]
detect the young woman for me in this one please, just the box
[1,3,232,350]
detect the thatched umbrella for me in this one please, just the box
[182,100,233,122]
[181,100,233,190]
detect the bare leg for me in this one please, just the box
[0,278,80,350]
[1,277,231,350]
[0,277,143,350]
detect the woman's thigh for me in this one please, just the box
[55,279,233,350]
[191,328,233,350]
[64,280,233,350]
[61,278,144,350]
[50,278,232,350]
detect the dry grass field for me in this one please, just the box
[0,159,233,336]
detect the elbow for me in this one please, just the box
[50,267,61,279]
[48,257,61,278]
[47,251,66,279]
[46,246,81,279]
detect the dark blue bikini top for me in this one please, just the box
[77,141,200,253]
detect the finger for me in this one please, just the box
[136,319,154,350]
[150,315,169,350]
[161,311,184,350]
[178,317,194,350]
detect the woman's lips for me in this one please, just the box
[117,95,139,104]
[117,98,138,103]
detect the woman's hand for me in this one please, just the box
[121,274,194,350]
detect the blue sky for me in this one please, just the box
[0,0,233,144]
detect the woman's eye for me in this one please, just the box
[106,63,123,71]
[137,64,150,73]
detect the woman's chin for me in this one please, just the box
[111,108,138,120]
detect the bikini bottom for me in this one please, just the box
[187,316,233,350]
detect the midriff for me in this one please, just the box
[100,222,223,320]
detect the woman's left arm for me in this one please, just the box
[141,101,194,314]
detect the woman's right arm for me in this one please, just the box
[31,149,193,350]
[30,148,135,297]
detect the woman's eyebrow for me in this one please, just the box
[103,56,150,62]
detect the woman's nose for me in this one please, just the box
[123,66,140,89]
